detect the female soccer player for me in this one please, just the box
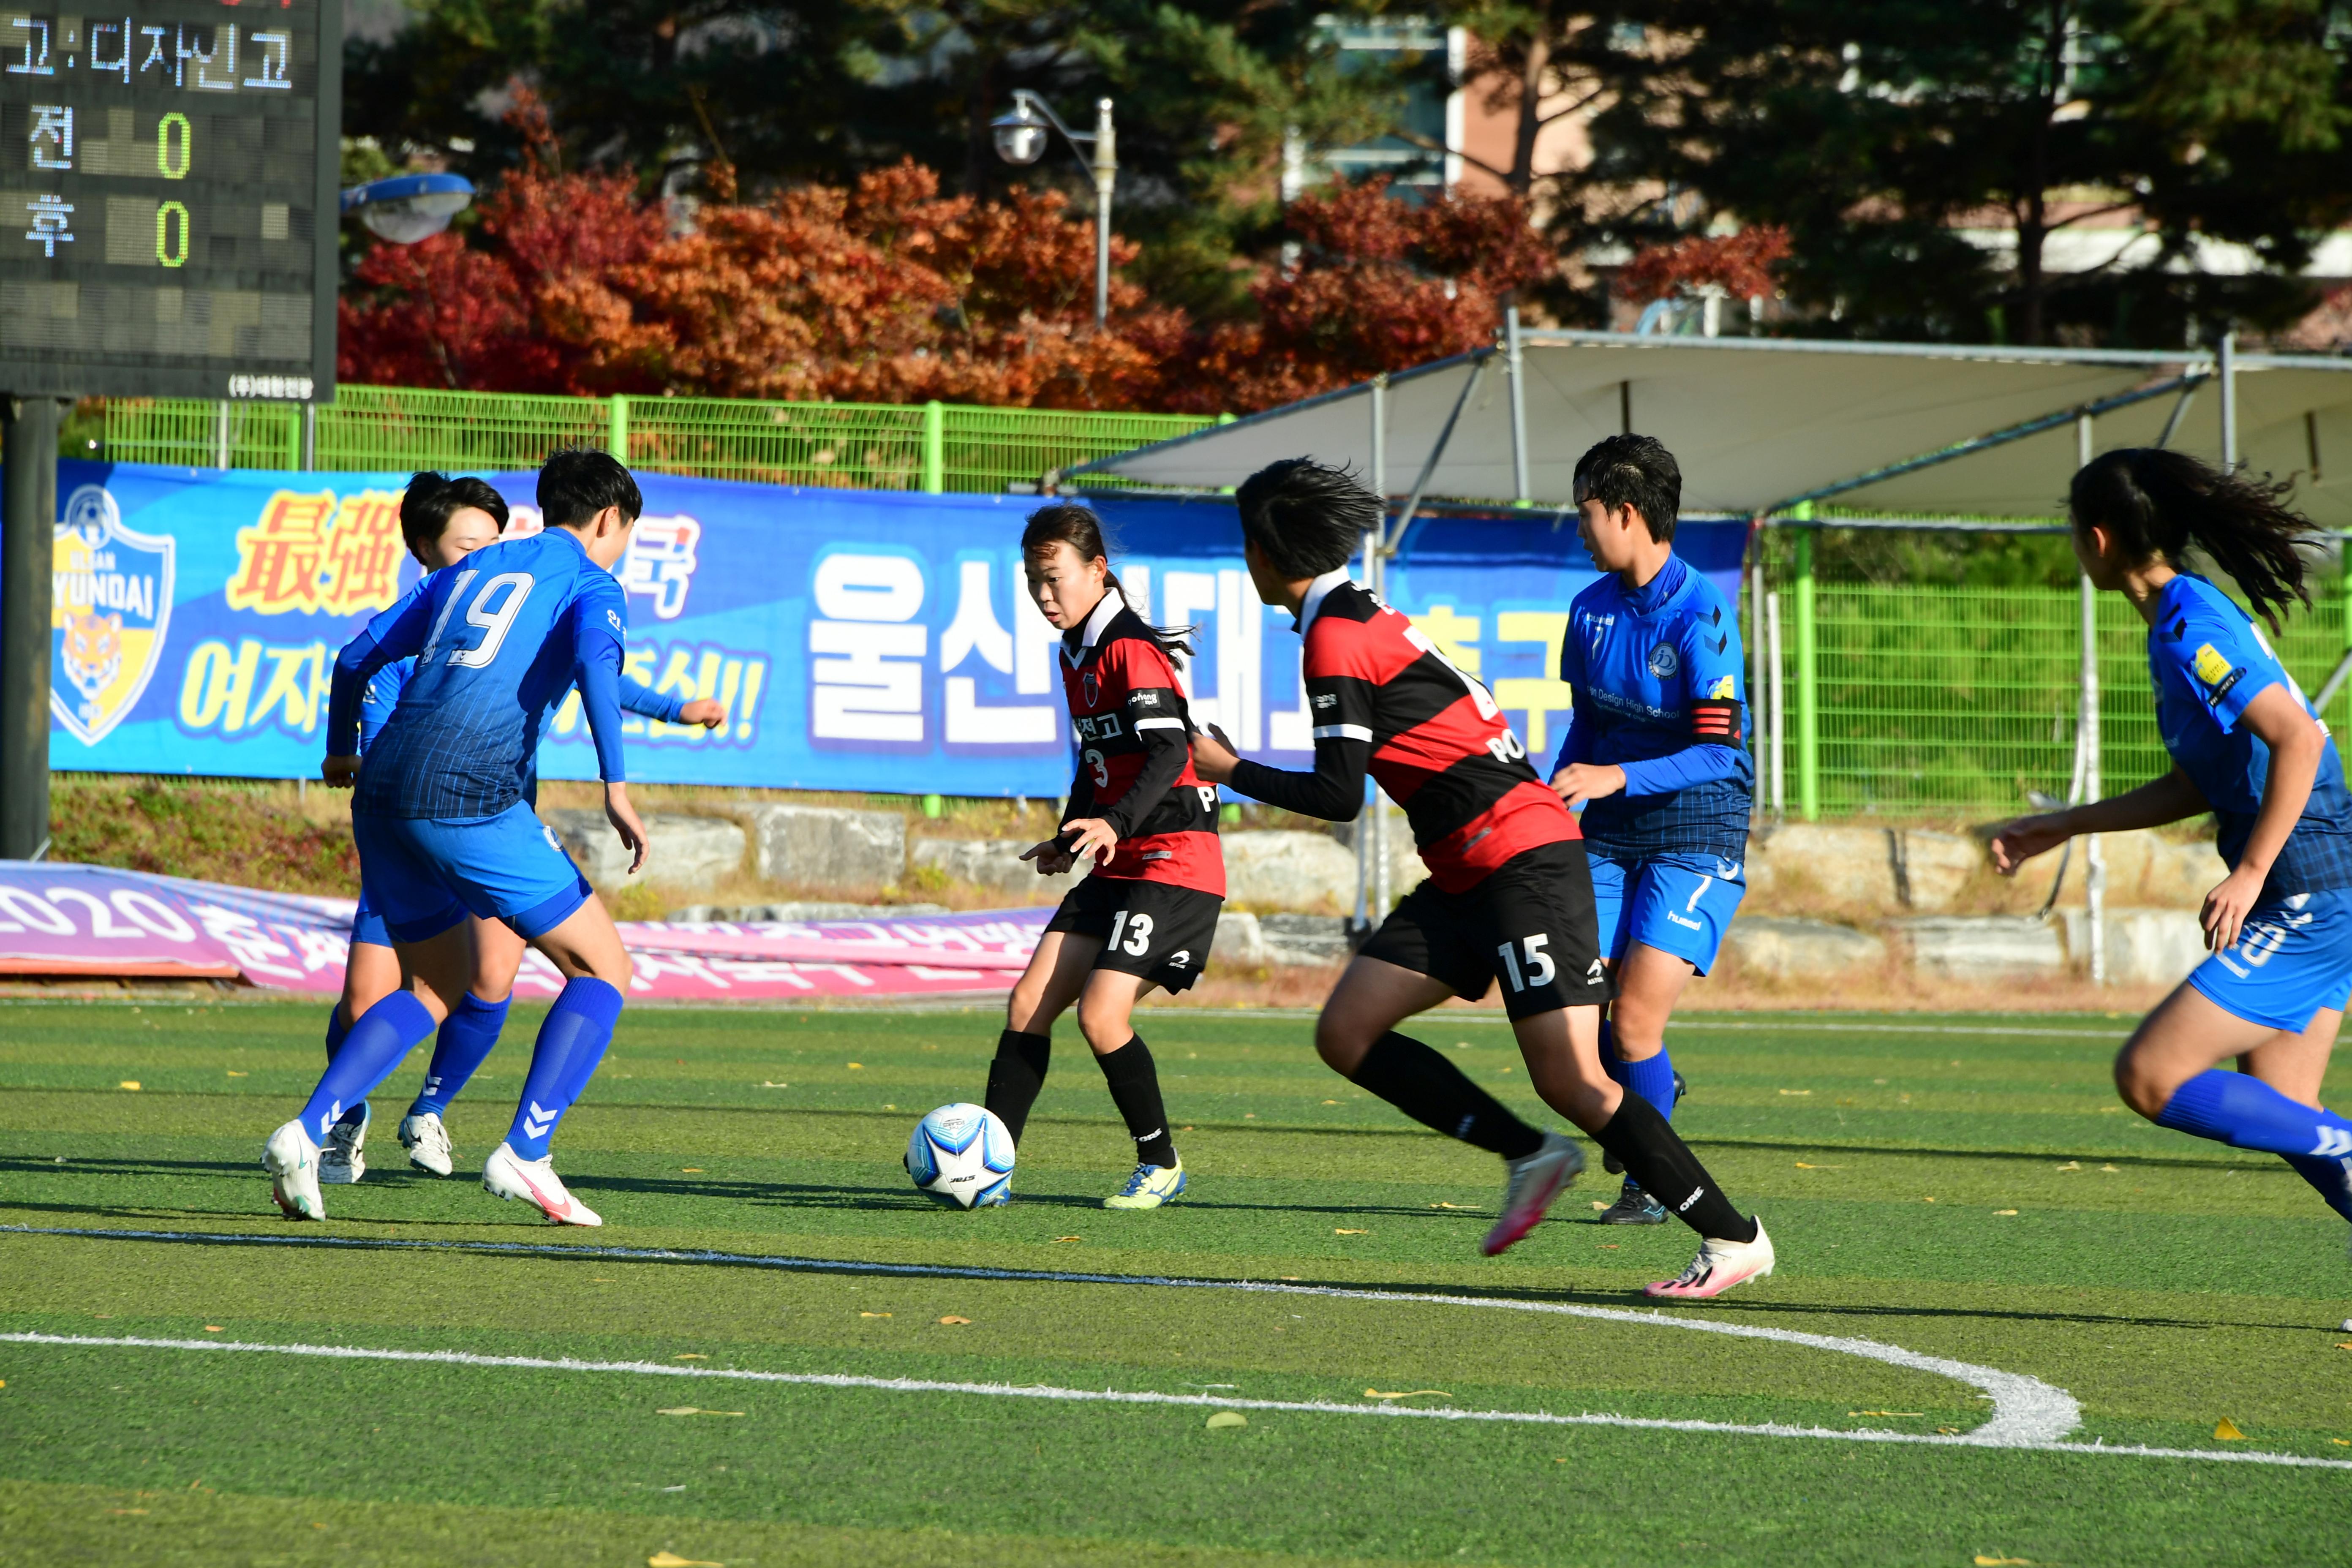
[1550,436,1749,1224]
[977,504,1222,1209]
[1992,449,2352,1235]
[317,473,724,1187]
[1192,459,1772,1295]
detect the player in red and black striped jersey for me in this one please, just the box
[1193,461,1774,1293]
[976,504,1224,1210]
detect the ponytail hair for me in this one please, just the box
[2069,449,2317,633]
[399,471,511,564]
[1021,502,1194,658]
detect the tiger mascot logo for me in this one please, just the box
[62,610,124,702]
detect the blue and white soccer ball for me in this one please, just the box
[905,1102,1015,1209]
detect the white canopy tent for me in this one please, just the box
[1068,327,2352,530]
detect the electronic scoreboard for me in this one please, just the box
[0,0,341,400]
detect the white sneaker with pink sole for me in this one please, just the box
[482,1141,603,1227]
[1645,1217,1775,1300]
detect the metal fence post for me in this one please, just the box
[1766,591,1787,817]
[1793,525,1819,820]
[214,400,230,469]
[608,395,630,463]
[300,401,316,470]
[922,400,945,494]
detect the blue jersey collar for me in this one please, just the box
[1618,552,1689,617]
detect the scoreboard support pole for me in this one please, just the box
[0,395,56,861]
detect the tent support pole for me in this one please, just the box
[2220,331,2238,469]
[1385,355,1487,555]
[1794,528,1818,822]
[2077,412,2105,985]
[2155,377,2202,449]
[1505,306,1529,505]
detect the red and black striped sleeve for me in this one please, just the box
[1228,614,1379,821]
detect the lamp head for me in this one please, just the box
[990,99,1048,166]
[340,172,476,244]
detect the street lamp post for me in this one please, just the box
[990,91,1118,327]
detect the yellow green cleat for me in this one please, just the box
[1104,1159,1186,1209]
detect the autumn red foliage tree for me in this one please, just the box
[340,120,1555,414]
[1617,226,1793,305]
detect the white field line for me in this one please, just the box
[0,1221,2069,1441]
[3,1330,2345,1472]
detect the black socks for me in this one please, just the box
[983,1029,1052,1144]
[1350,1031,1544,1162]
[1592,1092,1756,1243]
[1097,1035,1179,1168]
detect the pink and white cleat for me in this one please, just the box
[1645,1217,1775,1300]
[482,1141,603,1227]
[1481,1132,1584,1257]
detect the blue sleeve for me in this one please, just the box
[572,584,629,782]
[327,589,438,757]
[2159,605,2281,734]
[357,659,408,751]
[621,674,686,724]
[1619,594,1747,795]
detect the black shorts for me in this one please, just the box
[1359,839,1610,1019]
[1045,874,1221,994]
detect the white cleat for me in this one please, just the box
[318,1103,369,1184]
[1482,1131,1585,1257]
[482,1141,602,1227]
[1645,1216,1776,1301]
[399,1111,455,1177]
[263,1120,326,1221]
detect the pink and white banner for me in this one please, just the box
[0,863,1045,1000]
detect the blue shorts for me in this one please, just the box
[351,803,592,945]
[1589,849,1748,977]
[2186,887,2352,1032]
[349,889,391,950]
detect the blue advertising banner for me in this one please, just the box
[36,460,1749,796]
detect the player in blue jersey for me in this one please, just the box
[317,473,725,1187]
[265,449,651,1226]
[1994,449,2352,1245]
[1549,436,1750,1225]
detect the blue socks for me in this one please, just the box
[411,992,511,1118]
[297,992,436,1143]
[323,1007,368,1131]
[1601,1018,1678,1119]
[505,977,625,1161]
[2155,1069,2352,1160]
[2282,1153,2352,1224]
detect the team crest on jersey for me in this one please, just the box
[1647,643,1680,677]
[1083,672,1100,706]
[50,484,173,746]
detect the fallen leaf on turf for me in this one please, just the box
[2334,1439,2349,1446]
[1778,1089,1811,1096]
[847,1063,863,1070]
[1922,1196,1936,1203]
[1430,1202,1463,1209]
[2216,1418,2246,1440]
[680,1168,702,1173]
[2101,1164,2120,1172]
[1322,1100,1339,1105]
[118,1081,139,1091]
[1051,1236,1081,1243]
[1334,1228,1367,1235]
[1598,1243,1620,1250]
[1205,1411,1247,1429]
[1279,1276,1300,1281]
[648,1554,724,1568]
[1994,1209,2019,1216]
[937,1316,971,1325]
[2058,1161,2082,1171]
[1590,1201,1608,1210]
[656,1408,744,1418]
[225,1071,245,1078]
[858,1313,891,1319]
[759,1081,788,1088]
[2337,1343,2352,1350]
[1849,1410,1922,1417]
[1974,1558,2033,1566]
[1244,1113,1256,1119]
[883,1104,896,1111]
[1364,1389,1451,1400]
[112,1508,147,1514]
[673,1353,709,1360]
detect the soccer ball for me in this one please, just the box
[905,1102,1015,1209]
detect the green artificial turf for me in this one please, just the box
[2,1000,2350,1566]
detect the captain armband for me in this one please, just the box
[1690,698,1741,742]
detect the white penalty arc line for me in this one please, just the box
[3,1331,2346,1471]
[3,1221,2071,1443]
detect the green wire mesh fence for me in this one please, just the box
[98,387,1214,494]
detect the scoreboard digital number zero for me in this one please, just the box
[0,0,340,400]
